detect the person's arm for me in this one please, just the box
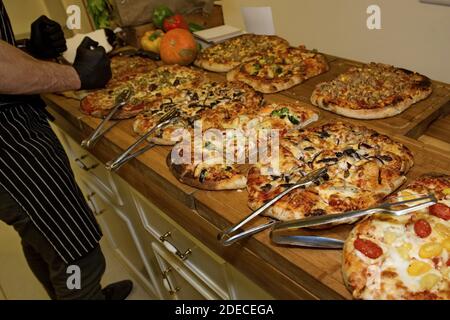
[0,40,81,95]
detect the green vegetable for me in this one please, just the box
[188,22,204,33]
[288,115,300,125]
[271,107,298,124]
[270,107,290,117]
[87,0,112,29]
[152,5,173,28]
[274,65,283,74]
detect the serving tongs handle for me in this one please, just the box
[270,194,437,249]
[81,89,131,149]
[105,112,179,172]
[218,167,329,246]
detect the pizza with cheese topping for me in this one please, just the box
[247,122,414,221]
[132,81,263,145]
[342,174,450,300]
[80,65,206,119]
[311,62,432,119]
[194,34,290,73]
[167,102,319,190]
[60,55,158,100]
[227,46,329,93]
[107,55,158,87]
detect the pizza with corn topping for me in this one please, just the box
[342,174,450,300]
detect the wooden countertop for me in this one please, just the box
[41,57,450,299]
[42,92,450,300]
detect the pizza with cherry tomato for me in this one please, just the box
[342,174,450,300]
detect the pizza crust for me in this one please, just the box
[194,59,240,73]
[167,154,248,190]
[227,68,305,94]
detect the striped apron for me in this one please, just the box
[0,0,102,263]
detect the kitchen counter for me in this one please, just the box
[42,82,450,299]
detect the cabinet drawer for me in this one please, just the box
[152,242,220,300]
[53,124,125,206]
[77,179,156,296]
[132,191,229,299]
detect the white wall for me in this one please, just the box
[221,0,450,83]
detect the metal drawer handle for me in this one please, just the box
[160,232,192,261]
[86,192,105,216]
[75,154,99,172]
[162,267,180,296]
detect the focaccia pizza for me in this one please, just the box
[167,102,319,190]
[227,46,329,93]
[60,55,158,100]
[247,122,414,221]
[194,34,290,73]
[311,63,432,119]
[132,81,263,145]
[80,65,206,119]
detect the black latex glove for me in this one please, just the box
[28,15,67,59]
[73,37,112,90]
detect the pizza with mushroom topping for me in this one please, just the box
[167,102,319,190]
[247,122,414,221]
[311,63,432,119]
[80,65,206,119]
[132,81,263,145]
[60,55,158,100]
[342,174,450,300]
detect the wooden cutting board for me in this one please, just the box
[197,57,450,140]
[278,58,450,139]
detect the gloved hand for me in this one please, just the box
[73,37,112,90]
[28,15,67,59]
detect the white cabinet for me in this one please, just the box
[52,123,273,300]
[132,190,230,300]
[76,178,158,298]
[152,242,222,300]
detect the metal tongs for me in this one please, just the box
[270,194,437,249]
[218,167,329,246]
[105,108,180,171]
[81,89,132,149]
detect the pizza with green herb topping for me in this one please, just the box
[227,46,329,93]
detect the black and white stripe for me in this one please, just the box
[0,1,101,263]
[0,0,14,46]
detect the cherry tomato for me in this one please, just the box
[414,219,432,238]
[429,203,450,221]
[354,238,383,259]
